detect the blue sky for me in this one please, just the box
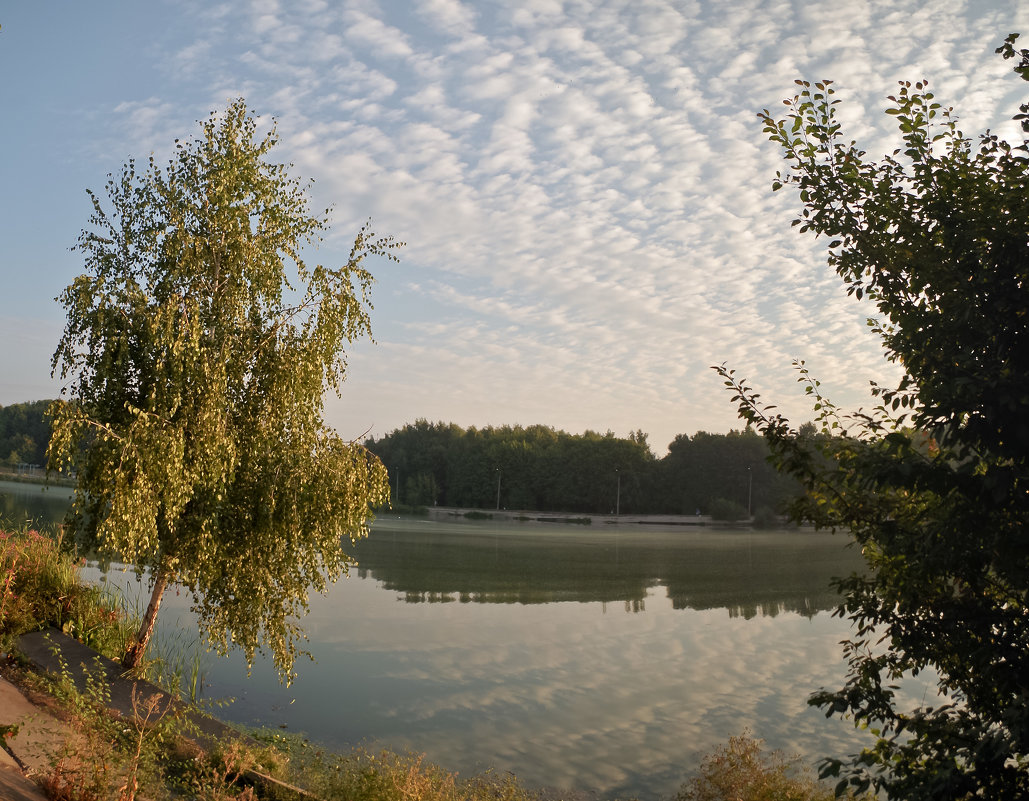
[2,1,1027,454]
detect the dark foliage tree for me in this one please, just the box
[718,34,1029,799]
[367,421,800,516]
[0,400,55,467]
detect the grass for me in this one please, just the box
[1,519,209,704]
[0,523,135,659]
[249,734,540,801]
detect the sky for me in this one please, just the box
[2,1,1027,455]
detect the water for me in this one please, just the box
[0,479,73,528]
[2,482,903,799]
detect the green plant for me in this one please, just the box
[677,733,857,801]
[35,644,247,801]
[0,523,142,668]
[251,735,541,801]
[132,625,209,706]
[118,685,176,801]
[716,31,1029,800]
[41,650,133,801]
[708,498,746,523]
[2,525,91,638]
[751,506,780,530]
[49,97,399,678]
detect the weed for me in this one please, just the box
[30,643,259,801]
[255,736,542,801]
[676,732,871,801]
[0,523,132,659]
[132,625,209,706]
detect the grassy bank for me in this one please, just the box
[1,521,865,801]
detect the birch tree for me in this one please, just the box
[49,99,399,681]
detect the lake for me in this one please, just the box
[1,479,901,799]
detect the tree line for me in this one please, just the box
[2,399,800,518]
[365,420,801,518]
[0,399,53,468]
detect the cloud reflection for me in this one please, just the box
[80,523,917,801]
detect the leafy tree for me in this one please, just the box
[0,400,56,467]
[48,99,400,680]
[718,35,1029,799]
[659,429,795,516]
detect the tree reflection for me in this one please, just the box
[352,522,865,618]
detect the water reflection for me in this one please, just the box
[351,519,866,618]
[3,491,885,800]
[0,480,72,528]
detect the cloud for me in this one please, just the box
[414,0,479,38]
[343,9,415,58]
[5,0,1028,453]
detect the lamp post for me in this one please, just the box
[495,468,502,511]
[615,468,621,517]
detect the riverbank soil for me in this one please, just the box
[0,670,72,801]
[1,628,313,801]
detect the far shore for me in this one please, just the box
[2,472,786,529]
[413,505,779,529]
[0,468,76,487]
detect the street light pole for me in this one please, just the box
[495,468,502,511]
[616,468,621,516]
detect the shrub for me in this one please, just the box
[751,505,780,529]
[708,498,747,522]
[678,733,862,801]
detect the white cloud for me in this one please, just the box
[343,9,415,58]
[414,0,479,37]
[4,0,1027,454]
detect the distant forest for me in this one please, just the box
[366,420,801,519]
[0,399,53,468]
[1,400,800,518]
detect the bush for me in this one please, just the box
[708,498,747,522]
[678,733,863,801]
[751,505,780,529]
[252,738,540,801]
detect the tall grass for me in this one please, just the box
[252,735,541,801]
[0,520,207,703]
[0,522,135,658]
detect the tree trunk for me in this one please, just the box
[121,565,171,670]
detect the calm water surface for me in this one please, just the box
[2,480,907,799]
